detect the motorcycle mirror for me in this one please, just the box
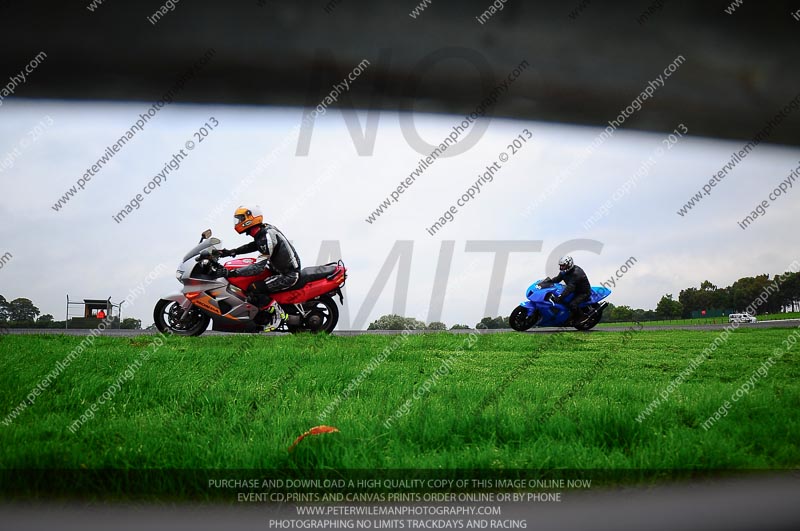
[201,229,212,239]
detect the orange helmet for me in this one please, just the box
[233,205,263,234]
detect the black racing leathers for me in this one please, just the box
[232,224,301,297]
[551,265,592,317]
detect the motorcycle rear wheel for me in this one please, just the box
[574,305,603,331]
[510,306,538,332]
[288,296,339,334]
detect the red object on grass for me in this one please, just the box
[288,426,340,452]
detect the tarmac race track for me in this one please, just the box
[3,319,798,336]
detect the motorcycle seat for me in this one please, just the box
[294,263,338,288]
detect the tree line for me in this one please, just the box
[366,314,513,331]
[0,295,142,329]
[607,270,800,322]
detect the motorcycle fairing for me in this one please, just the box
[222,259,346,305]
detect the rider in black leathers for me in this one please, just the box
[216,205,301,331]
[543,256,592,323]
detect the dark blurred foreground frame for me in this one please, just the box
[1,0,799,147]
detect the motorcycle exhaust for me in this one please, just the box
[286,315,302,327]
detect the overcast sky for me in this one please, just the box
[1,98,798,328]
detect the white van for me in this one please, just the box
[729,313,757,323]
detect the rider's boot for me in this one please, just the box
[262,300,287,333]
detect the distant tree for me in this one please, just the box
[450,324,471,330]
[8,298,39,322]
[781,271,800,312]
[730,275,781,314]
[700,280,717,291]
[120,318,142,330]
[610,305,634,322]
[645,309,658,321]
[367,314,426,330]
[656,295,683,319]
[476,317,493,329]
[0,295,8,322]
[697,281,715,310]
[476,316,509,329]
[426,321,447,331]
[678,287,699,317]
[35,314,54,327]
[600,303,615,322]
[631,308,658,322]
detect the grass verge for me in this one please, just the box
[1,328,798,499]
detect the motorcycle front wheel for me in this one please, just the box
[153,299,210,336]
[509,306,538,332]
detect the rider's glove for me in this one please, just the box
[218,249,236,258]
[215,265,238,278]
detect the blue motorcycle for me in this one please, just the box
[509,279,611,331]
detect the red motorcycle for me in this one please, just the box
[154,230,347,335]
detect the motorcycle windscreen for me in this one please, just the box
[182,238,222,262]
[527,283,562,302]
[526,280,556,298]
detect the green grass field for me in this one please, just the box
[1,329,799,497]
